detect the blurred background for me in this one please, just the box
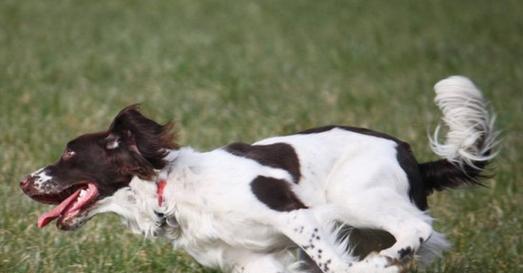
[0,0,521,272]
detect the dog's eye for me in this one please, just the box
[62,148,76,160]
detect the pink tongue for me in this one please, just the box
[37,189,81,228]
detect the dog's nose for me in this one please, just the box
[20,176,34,190]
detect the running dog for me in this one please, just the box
[21,76,498,273]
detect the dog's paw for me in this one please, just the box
[347,253,401,273]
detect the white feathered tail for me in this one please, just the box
[421,76,499,192]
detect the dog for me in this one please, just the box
[20,76,498,273]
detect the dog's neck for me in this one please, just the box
[92,148,197,238]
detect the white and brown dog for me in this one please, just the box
[21,76,498,273]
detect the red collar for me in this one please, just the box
[156,179,167,207]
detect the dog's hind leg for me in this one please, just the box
[272,209,401,273]
[331,190,436,270]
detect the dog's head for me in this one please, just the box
[20,105,177,230]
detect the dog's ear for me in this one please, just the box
[107,104,177,178]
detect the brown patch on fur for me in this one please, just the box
[250,176,307,211]
[225,142,301,183]
[109,104,178,180]
[348,228,396,259]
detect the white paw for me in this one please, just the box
[347,254,400,273]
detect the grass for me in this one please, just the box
[0,0,522,272]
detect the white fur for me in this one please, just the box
[31,168,53,191]
[430,76,498,168]
[84,76,498,273]
[93,132,443,273]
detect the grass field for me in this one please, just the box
[1,0,522,272]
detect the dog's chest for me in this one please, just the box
[173,195,290,247]
[157,148,312,267]
[171,200,291,268]
[162,153,292,245]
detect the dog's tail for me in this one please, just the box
[420,76,499,194]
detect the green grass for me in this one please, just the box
[1,0,522,272]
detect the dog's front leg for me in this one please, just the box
[272,209,356,273]
[273,209,401,273]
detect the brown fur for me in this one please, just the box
[108,104,178,180]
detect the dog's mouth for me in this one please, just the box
[37,183,99,229]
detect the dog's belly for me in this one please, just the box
[177,209,292,251]
[174,212,293,268]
